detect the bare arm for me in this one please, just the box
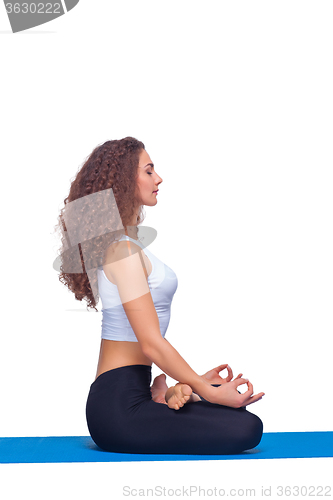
[122,292,214,399]
[105,240,264,407]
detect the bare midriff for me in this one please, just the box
[95,339,152,380]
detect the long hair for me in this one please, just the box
[53,137,145,311]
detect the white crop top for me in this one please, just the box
[97,235,178,341]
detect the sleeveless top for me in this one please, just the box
[97,235,178,341]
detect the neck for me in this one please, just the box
[124,225,138,240]
[124,206,141,239]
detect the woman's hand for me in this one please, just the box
[201,364,242,385]
[207,377,265,408]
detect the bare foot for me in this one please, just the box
[151,374,201,408]
[165,383,193,410]
[150,373,168,404]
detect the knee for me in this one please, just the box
[244,412,263,450]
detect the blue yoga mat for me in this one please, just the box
[0,432,332,463]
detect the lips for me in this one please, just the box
[153,190,159,193]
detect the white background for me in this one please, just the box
[0,1,332,498]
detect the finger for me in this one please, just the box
[226,365,233,382]
[242,392,265,406]
[233,377,250,388]
[234,382,254,406]
[244,381,254,397]
[215,364,228,373]
[234,373,243,380]
[241,387,264,406]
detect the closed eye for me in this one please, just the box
[147,172,153,175]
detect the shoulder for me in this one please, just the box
[103,239,150,301]
[105,238,142,265]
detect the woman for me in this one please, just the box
[56,136,264,455]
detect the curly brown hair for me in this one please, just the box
[53,137,146,311]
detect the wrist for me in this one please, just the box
[199,380,227,405]
[192,376,218,402]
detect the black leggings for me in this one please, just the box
[86,364,263,455]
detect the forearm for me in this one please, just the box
[142,337,214,401]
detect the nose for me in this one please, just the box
[155,172,163,186]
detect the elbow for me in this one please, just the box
[141,343,155,361]
[140,337,162,361]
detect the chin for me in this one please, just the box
[144,196,158,206]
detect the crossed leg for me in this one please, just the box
[151,373,201,410]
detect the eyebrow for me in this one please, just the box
[143,163,154,169]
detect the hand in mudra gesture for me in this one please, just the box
[201,363,235,385]
[201,364,265,408]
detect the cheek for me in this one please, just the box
[142,177,151,190]
[137,177,149,195]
